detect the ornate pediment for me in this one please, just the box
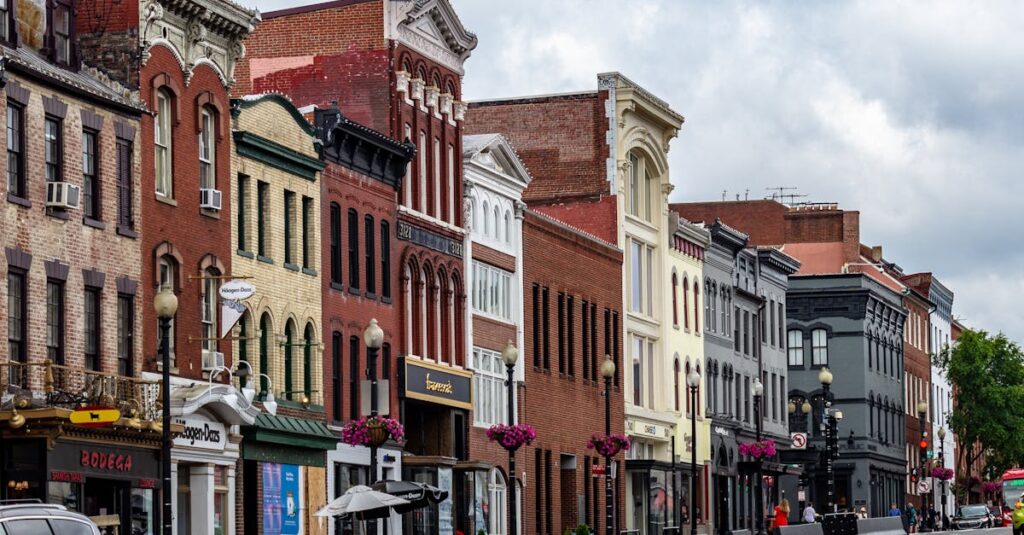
[385,0,477,74]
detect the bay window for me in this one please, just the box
[472,347,509,427]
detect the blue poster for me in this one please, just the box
[280,464,301,535]
[262,463,302,535]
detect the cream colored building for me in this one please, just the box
[230,94,326,407]
[667,214,713,528]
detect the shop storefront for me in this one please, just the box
[326,442,404,535]
[3,437,160,534]
[710,423,739,535]
[241,413,338,535]
[398,357,473,535]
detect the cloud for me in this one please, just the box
[244,0,1024,341]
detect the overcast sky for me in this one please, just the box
[250,0,1024,342]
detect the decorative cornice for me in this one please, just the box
[315,106,416,191]
[233,131,324,181]
[231,94,316,136]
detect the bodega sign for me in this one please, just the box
[173,416,227,451]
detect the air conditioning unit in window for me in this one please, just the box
[200,188,222,210]
[45,182,81,209]
[201,350,225,371]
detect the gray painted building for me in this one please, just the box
[702,221,799,534]
[780,273,908,518]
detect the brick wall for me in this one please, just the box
[0,74,144,378]
[140,48,234,380]
[466,93,611,206]
[520,209,625,535]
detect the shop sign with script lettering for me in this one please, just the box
[400,357,472,410]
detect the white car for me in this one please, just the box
[0,502,101,534]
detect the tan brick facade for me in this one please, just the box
[230,94,325,407]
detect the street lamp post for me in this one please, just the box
[687,367,702,535]
[753,378,765,535]
[153,288,178,535]
[601,356,616,535]
[787,399,813,516]
[938,427,947,530]
[917,400,929,531]
[818,367,836,514]
[363,318,384,535]
[502,341,519,535]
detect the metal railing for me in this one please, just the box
[1,360,161,421]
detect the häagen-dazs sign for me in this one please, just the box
[173,415,227,451]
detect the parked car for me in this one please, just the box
[0,501,101,534]
[952,504,995,530]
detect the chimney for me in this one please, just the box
[841,211,860,263]
[870,246,883,263]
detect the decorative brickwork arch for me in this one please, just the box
[152,241,184,289]
[148,70,183,125]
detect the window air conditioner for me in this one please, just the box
[45,182,81,209]
[200,188,222,210]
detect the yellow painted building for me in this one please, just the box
[666,213,713,530]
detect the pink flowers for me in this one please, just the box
[486,423,537,451]
[587,434,631,457]
[981,480,1002,494]
[931,467,955,481]
[340,416,405,447]
[739,439,777,460]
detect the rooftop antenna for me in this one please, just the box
[766,186,807,206]
[745,189,749,200]
[722,190,727,202]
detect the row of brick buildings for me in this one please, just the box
[0,0,982,534]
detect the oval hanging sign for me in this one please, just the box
[219,280,256,301]
[70,407,122,427]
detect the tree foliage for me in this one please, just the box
[934,329,1024,478]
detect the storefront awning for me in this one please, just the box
[242,413,339,467]
[171,383,260,425]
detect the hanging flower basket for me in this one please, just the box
[587,434,631,457]
[981,480,1001,494]
[340,416,404,448]
[486,423,537,452]
[738,439,777,460]
[931,467,955,481]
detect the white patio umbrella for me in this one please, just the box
[315,485,410,520]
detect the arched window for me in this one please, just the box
[331,331,342,422]
[811,329,828,366]
[471,198,479,232]
[683,360,690,415]
[303,323,315,400]
[198,106,216,190]
[154,89,173,197]
[284,320,296,400]
[201,267,219,354]
[671,272,679,327]
[330,202,342,285]
[787,330,804,366]
[868,391,875,437]
[693,281,700,333]
[365,214,376,294]
[627,151,656,222]
[671,358,679,412]
[709,283,717,332]
[489,469,508,535]
[259,313,272,395]
[696,363,702,417]
[493,205,500,241]
[703,281,711,328]
[380,220,391,299]
[682,276,689,329]
[504,210,512,244]
[482,200,490,236]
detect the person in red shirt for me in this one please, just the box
[772,499,791,534]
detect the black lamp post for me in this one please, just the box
[153,288,178,535]
[601,355,617,535]
[917,400,929,531]
[938,426,947,530]
[501,341,520,535]
[687,367,701,535]
[787,398,812,516]
[753,378,765,535]
[818,367,836,514]
[363,318,384,534]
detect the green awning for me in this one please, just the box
[241,413,338,458]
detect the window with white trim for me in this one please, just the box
[472,347,509,426]
[787,330,803,366]
[198,108,215,190]
[472,262,513,322]
[202,268,219,354]
[628,238,655,316]
[811,328,828,366]
[154,90,173,197]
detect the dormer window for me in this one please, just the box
[46,0,75,68]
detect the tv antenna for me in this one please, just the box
[766,186,807,205]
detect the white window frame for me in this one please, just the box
[403,124,413,207]
[202,269,219,353]
[787,330,803,366]
[811,328,828,366]
[488,469,507,535]
[418,130,427,212]
[155,90,173,197]
[628,238,655,317]
[472,347,510,427]
[433,137,441,217]
[472,262,513,322]
[199,108,215,190]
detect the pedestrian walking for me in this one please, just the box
[904,503,918,534]
[857,507,868,519]
[1012,501,1024,535]
[770,499,791,535]
[803,503,817,524]
[889,503,902,517]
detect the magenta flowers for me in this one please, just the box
[739,439,777,460]
[931,467,954,481]
[486,423,537,451]
[586,434,631,457]
[981,480,1001,494]
[340,416,405,447]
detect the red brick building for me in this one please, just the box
[899,279,933,510]
[521,209,625,535]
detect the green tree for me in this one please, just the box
[934,329,1024,479]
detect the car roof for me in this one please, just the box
[0,503,93,521]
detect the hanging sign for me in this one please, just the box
[220,280,256,338]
